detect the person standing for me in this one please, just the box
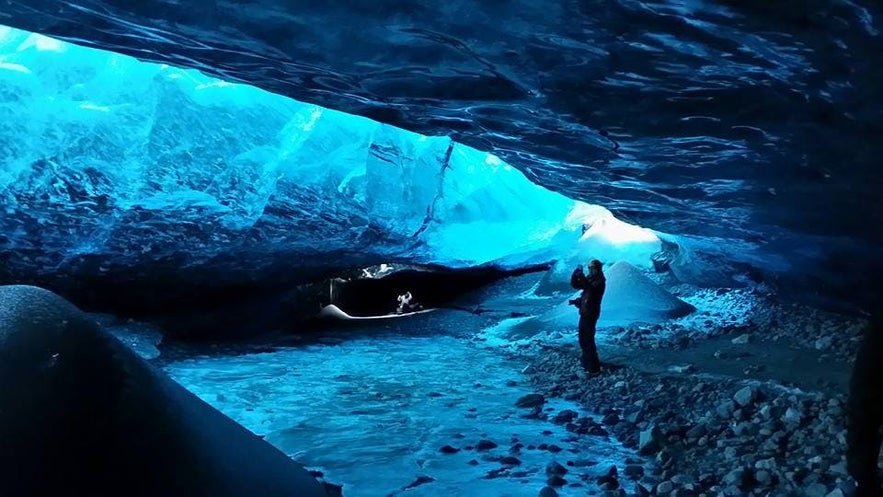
[570,259,606,374]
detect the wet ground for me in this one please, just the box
[104,270,869,496]
[161,322,641,497]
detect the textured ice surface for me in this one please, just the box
[0,25,661,284]
[600,261,695,324]
[164,329,639,497]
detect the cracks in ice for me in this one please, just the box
[411,139,455,239]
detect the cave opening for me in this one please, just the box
[316,262,552,319]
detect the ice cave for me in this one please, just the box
[1,2,882,497]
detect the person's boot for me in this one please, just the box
[587,356,602,376]
[579,360,601,378]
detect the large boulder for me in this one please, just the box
[0,285,328,497]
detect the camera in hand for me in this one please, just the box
[568,298,580,307]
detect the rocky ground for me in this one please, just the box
[143,275,877,497]
[501,297,875,497]
[607,288,866,367]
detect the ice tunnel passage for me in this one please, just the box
[0,25,672,336]
[2,10,882,497]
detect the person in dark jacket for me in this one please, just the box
[569,259,606,374]
[847,311,883,497]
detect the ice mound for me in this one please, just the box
[600,261,695,325]
[496,261,694,340]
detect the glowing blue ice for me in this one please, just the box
[0,25,661,274]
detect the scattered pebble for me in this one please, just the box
[516,394,546,408]
[476,439,498,451]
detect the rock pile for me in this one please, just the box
[520,348,859,496]
[606,298,867,367]
[747,302,867,364]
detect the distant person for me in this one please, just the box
[569,259,606,374]
[847,311,883,497]
[396,291,420,314]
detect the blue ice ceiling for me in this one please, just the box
[2,0,883,310]
[0,26,662,288]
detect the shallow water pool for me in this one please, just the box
[164,322,639,496]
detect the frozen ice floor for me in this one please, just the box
[164,329,638,497]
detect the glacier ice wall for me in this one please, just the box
[0,25,661,288]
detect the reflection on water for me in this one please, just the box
[165,330,637,497]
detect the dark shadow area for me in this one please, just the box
[0,285,331,497]
[847,305,883,497]
[308,263,551,326]
[324,264,546,316]
[0,250,353,317]
[11,260,551,341]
